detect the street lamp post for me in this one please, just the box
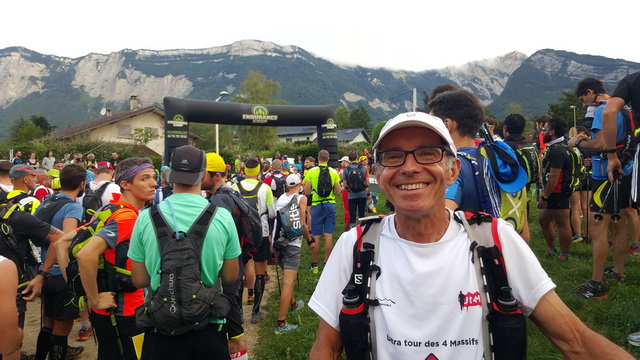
[215,91,229,154]
[570,105,577,128]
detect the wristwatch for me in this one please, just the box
[37,269,51,280]
[540,195,549,201]
[574,139,583,148]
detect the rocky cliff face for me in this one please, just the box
[0,48,51,107]
[437,51,528,105]
[0,40,637,135]
[72,52,193,105]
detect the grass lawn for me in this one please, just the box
[255,186,640,359]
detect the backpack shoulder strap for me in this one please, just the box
[238,181,262,197]
[185,204,217,253]
[149,205,175,255]
[353,215,385,357]
[454,209,501,359]
[150,203,217,255]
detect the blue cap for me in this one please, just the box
[481,141,527,193]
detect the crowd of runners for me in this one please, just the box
[0,70,639,359]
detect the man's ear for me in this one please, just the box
[443,118,455,132]
[447,157,461,186]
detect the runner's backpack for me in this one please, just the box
[66,203,135,309]
[135,204,230,336]
[542,142,583,195]
[508,143,540,186]
[339,212,526,360]
[0,202,39,289]
[346,163,367,192]
[270,172,288,199]
[458,140,527,234]
[0,191,39,214]
[217,186,263,252]
[595,100,638,162]
[34,194,74,224]
[273,195,303,251]
[82,182,111,223]
[316,166,333,198]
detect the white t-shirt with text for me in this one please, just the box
[309,211,555,359]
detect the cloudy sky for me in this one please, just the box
[3,0,638,71]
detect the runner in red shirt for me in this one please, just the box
[76,157,157,360]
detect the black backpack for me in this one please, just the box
[0,203,39,289]
[35,194,74,224]
[271,173,288,199]
[316,166,333,198]
[82,182,111,223]
[346,163,367,192]
[135,204,231,336]
[217,187,263,252]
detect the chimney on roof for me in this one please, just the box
[130,95,139,110]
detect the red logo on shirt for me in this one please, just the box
[425,354,440,360]
[458,290,482,311]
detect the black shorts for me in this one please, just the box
[141,323,229,360]
[590,176,632,213]
[252,237,271,262]
[43,275,79,321]
[546,193,570,209]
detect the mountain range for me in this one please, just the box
[1,40,639,139]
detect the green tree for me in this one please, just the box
[30,115,56,135]
[232,72,287,151]
[371,120,388,146]
[548,91,584,127]
[505,104,522,117]
[349,106,373,134]
[484,108,495,118]
[336,106,350,129]
[10,116,44,144]
[130,128,160,146]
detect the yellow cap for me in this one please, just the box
[205,153,226,172]
[51,177,61,190]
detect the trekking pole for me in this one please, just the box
[612,174,621,222]
[275,262,281,296]
[109,309,127,360]
[594,180,615,221]
[585,176,590,242]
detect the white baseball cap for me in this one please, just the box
[286,174,301,187]
[339,156,349,162]
[373,112,456,156]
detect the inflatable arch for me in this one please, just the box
[163,97,339,167]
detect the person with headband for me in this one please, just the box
[63,157,155,360]
[232,158,275,324]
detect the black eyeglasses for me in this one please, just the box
[376,147,447,167]
[541,128,552,132]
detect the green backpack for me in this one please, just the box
[542,143,583,195]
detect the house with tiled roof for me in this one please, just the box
[276,127,370,144]
[47,96,201,155]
